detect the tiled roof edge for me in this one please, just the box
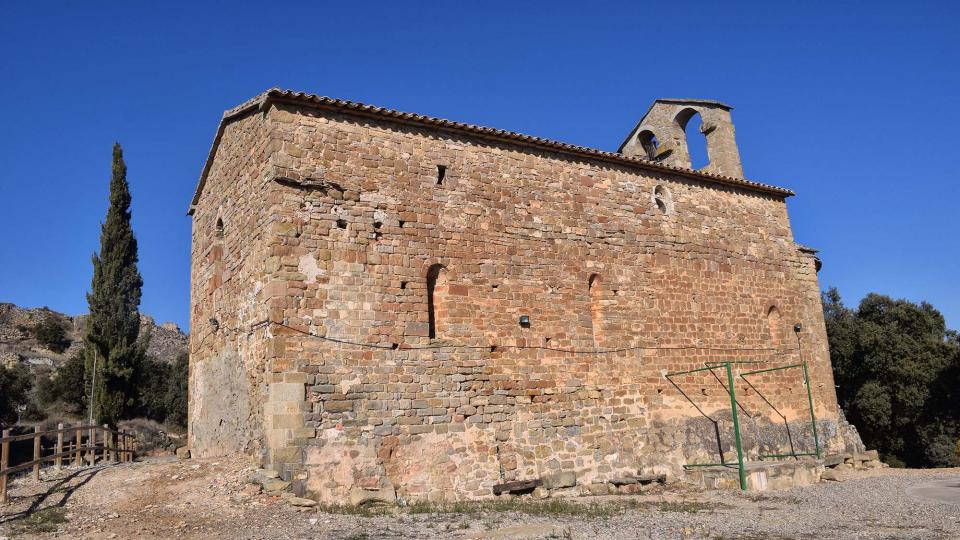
[188,89,793,214]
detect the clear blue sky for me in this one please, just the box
[1,2,957,332]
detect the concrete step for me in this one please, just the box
[685,459,822,491]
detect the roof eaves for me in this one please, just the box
[189,89,793,214]
[187,91,272,215]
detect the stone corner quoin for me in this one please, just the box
[186,90,856,503]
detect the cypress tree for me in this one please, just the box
[85,143,144,426]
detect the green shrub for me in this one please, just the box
[37,353,87,414]
[0,363,33,428]
[34,317,70,353]
[825,288,960,467]
[132,352,188,427]
[165,352,188,427]
[19,399,48,422]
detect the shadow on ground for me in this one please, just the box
[0,468,101,525]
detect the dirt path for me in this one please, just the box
[1,457,959,539]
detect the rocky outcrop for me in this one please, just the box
[0,302,188,373]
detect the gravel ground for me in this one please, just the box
[0,457,957,539]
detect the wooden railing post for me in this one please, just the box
[75,427,82,466]
[32,426,41,481]
[55,423,64,470]
[103,425,112,462]
[88,426,95,465]
[1,429,10,504]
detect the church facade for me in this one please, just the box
[188,89,856,502]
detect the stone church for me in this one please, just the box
[188,89,856,502]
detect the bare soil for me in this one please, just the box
[1,457,958,539]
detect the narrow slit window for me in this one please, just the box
[436,165,447,186]
[767,305,782,346]
[588,273,603,346]
[426,264,448,339]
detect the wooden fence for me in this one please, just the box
[0,423,136,504]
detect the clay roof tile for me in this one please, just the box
[188,88,794,214]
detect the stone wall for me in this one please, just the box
[188,109,276,459]
[189,93,851,503]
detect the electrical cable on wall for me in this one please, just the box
[265,320,793,356]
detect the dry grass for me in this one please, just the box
[6,506,68,534]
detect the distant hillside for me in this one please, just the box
[0,302,188,373]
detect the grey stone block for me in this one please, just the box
[542,471,576,490]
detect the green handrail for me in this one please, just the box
[802,361,821,459]
[667,354,827,490]
[666,361,748,490]
[740,361,821,460]
[740,363,804,376]
[760,452,817,459]
[725,362,746,490]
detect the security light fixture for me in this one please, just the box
[519,315,530,327]
[794,323,802,333]
[210,318,220,331]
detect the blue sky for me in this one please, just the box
[1,1,957,332]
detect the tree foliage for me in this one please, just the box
[165,352,189,427]
[36,351,188,428]
[36,353,88,414]
[132,353,188,427]
[824,288,960,467]
[34,316,70,353]
[0,364,33,429]
[85,143,144,426]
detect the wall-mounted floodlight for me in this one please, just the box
[519,315,531,327]
[794,323,802,333]
[210,318,220,331]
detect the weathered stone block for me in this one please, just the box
[350,486,397,506]
[289,496,318,507]
[324,400,353,413]
[271,382,305,403]
[821,469,841,482]
[542,471,576,490]
[262,479,291,493]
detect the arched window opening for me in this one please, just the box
[426,264,448,339]
[637,130,660,160]
[767,305,782,346]
[215,218,224,238]
[652,185,673,215]
[588,273,603,345]
[675,108,709,170]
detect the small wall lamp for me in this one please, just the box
[210,318,220,331]
[794,322,802,333]
[519,315,531,328]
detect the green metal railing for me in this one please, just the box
[740,361,821,460]
[666,361,747,489]
[667,360,821,490]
